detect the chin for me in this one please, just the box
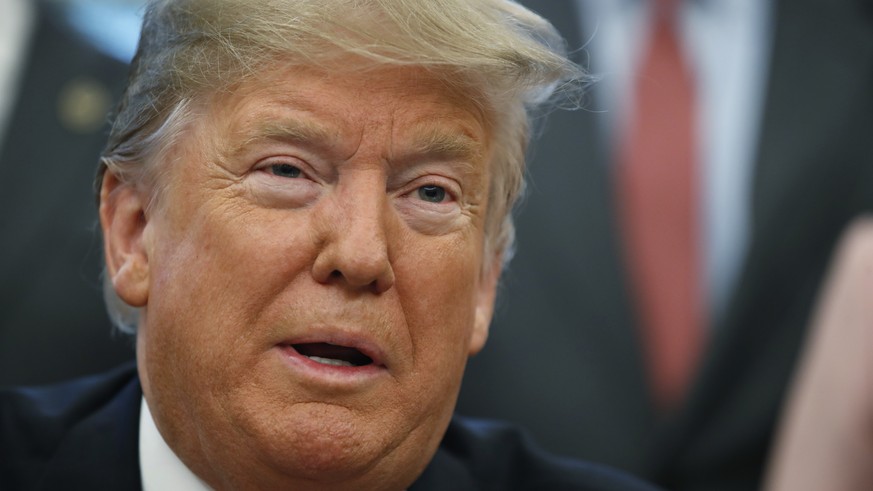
[232,400,421,487]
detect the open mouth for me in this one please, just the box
[290,342,374,367]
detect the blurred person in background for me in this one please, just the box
[0,0,133,386]
[764,217,873,491]
[456,0,873,490]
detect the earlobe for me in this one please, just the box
[100,171,151,308]
[469,255,502,356]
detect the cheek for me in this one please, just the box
[144,205,316,378]
[394,232,482,387]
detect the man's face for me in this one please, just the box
[101,64,500,490]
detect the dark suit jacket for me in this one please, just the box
[0,2,133,387]
[456,1,873,490]
[0,364,660,491]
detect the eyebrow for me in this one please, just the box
[240,119,334,151]
[219,118,337,165]
[401,125,484,167]
[225,116,485,171]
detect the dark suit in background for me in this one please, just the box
[0,2,132,387]
[456,0,873,490]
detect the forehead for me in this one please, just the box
[200,64,492,163]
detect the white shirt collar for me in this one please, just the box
[139,397,213,491]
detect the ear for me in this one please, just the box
[469,254,502,355]
[100,171,151,308]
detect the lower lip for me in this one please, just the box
[275,345,388,386]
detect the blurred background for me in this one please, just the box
[0,0,142,387]
[54,0,141,63]
[2,1,871,491]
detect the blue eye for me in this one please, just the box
[417,185,447,203]
[270,163,302,178]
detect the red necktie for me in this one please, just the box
[618,0,703,409]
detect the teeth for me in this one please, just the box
[307,355,354,367]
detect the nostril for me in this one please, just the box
[330,270,342,279]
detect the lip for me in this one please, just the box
[274,331,390,386]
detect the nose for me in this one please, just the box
[310,172,395,294]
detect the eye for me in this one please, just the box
[270,163,302,178]
[417,185,447,203]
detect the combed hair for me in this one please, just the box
[98,0,584,332]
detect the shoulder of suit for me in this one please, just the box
[0,363,138,478]
[413,415,662,491]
